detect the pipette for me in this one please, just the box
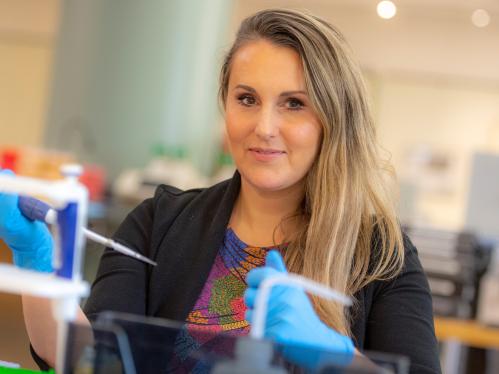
[18,196,157,266]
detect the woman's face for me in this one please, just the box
[225,39,322,193]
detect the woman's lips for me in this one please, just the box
[248,147,286,161]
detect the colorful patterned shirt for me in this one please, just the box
[172,227,285,368]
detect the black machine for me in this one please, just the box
[405,226,491,319]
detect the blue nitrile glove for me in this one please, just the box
[244,250,354,368]
[0,169,53,272]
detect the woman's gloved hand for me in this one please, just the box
[244,250,354,367]
[0,169,53,272]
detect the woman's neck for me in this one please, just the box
[229,178,304,247]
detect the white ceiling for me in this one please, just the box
[231,0,499,84]
[1,0,497,84]
[325,0,499,14]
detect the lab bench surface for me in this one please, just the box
[435,316,499,374]
[435,317,499,349]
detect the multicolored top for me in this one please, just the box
[172,227,286,367]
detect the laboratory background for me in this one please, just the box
[1,0,499,373]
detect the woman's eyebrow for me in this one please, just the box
[280,90,307,97]
[234,84,307,97]
[234,84,256,93]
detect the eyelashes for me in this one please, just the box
[236,94,305,111]
[237,94,256,107]
[286,97,305,111]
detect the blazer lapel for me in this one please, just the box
[149,172,241,321]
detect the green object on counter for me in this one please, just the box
[171,145,187,159]
[0,368,54,374]
[218,152,233,166]
[151,144,188,160]
[151,143,167,157]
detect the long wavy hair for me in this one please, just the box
[219,8,404,336]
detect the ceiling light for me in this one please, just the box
[471,9,490,28]
[377,1,397,20]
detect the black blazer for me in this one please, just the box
[34,172,441,373]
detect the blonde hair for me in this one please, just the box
[219,9,404,336]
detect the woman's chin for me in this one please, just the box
[241,172,295,193]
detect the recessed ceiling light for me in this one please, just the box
[377,1,397,20]
[471,9,490,28]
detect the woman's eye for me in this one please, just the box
[237,94,256,106]
[286,98,304,110]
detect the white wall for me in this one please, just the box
[370,72,499,229]
[0,0,59,148]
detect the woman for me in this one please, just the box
[0,8,440,373]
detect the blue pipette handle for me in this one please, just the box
[18,196,51,223]
[18,195,158,267]
[18,195,75,278]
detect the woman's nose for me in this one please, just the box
[254,106,279,139]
